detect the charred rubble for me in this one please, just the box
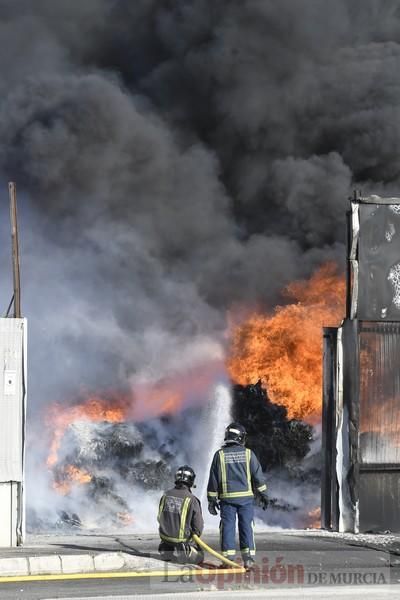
[232,381,321,526]
[62,421,173,491]
[29,421,176,531]
[29,410,199,531]
[232,380,313,469]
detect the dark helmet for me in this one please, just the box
[224,422,247,445]
[175,465,196,488]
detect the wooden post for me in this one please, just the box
[8,182,21,318]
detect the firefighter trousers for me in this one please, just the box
[158,540,204,565]
[219,499,255,560]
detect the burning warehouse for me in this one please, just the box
[322,194,400,533]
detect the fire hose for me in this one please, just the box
[191,533,246,572]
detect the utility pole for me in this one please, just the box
[8,182,21,318]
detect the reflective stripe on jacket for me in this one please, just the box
[158,485,203,544]
[207,442,267,501]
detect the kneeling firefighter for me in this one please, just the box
[157,465,204,564]
[207,423,269,568]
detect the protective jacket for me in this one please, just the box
[158,485,204,544]
[207,441,267,503]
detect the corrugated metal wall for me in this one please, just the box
[359,322,400,465]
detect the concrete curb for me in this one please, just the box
[0,551,167,577]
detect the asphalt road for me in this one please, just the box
[36,589,400,600]
[0,578,398,600]
[0,531,398,599]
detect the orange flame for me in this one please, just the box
[307,506,321,529]
[46,395,130,467]
[117,512,134,525]
[227,263,345,420]
[45,362,223,470]
[54,465,92,496]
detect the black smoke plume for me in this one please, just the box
[2,0,399,400]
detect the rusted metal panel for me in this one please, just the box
[359,469,400,533]
[359,322,400,464]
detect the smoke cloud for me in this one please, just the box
[0,1,399,527]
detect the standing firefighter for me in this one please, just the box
[158,465,204,564]
[207,422,268,568]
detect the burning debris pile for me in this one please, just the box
[31,419,173,531]
[38,383,319,531]
[232,381,321,527]
[28,392,213,533]
[54,421,173,528]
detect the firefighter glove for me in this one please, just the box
[208,499,220,515]
[259,493,270,511]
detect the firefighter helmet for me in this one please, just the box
[224,422,247,445]
[175,465,196,488]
